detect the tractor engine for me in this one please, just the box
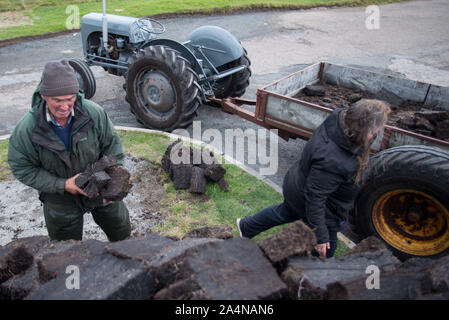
[81,13,156,76]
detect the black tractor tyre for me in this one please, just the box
[68,59,96,99]
[125,45,201,131]
[354,145,449,260]
[211,49,251,99]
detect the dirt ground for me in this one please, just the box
[294,82,449,141]
[0,11,32,28]
[0,157,173,246]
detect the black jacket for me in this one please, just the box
[282,108,362,244]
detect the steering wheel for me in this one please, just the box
[136,18,166,34]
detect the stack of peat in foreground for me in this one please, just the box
[162,139,229,194]
[1,221,448,300]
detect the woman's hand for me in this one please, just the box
[315,242,330,257]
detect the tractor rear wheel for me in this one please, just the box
[68,59,96,99]
[354,145,449,260]
[212,49,251,99]
[126,45,201,131]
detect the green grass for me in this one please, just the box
[118,130,172,163]
[0,131,350,256]
[0,0,405,41]
[0,140,12,180]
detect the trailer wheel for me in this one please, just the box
[355,145,449,260]
[212,49,251,99]
[68,59,96,99]
[126,45,201,131]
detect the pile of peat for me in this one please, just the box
[1,221,448,300]
[162,139,229,194]
[294,83,449,141]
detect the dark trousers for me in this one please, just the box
[43,200,131,242]
[240,201,339,258]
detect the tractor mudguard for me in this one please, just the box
[186,26,244,68]
[144,39,205,76]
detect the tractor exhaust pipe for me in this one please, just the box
[102,0,109,52]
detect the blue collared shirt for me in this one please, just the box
[46,108,75,150]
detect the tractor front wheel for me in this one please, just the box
[355,145,449,260]
[68,59,96,99]
[126,45,201,131]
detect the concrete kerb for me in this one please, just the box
[0,127,355,248]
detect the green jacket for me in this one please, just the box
[8,87,125,211]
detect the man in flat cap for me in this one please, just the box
[8,59,131,241]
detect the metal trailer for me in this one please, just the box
[212,62,449,260]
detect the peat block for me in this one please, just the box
[375,88,404,105]
[27,239,154,300]
[303,85,326,97]
[162,141,228,194]
[326,257,434,300]
[149,238,222,290]
[343,236,387,256]
[218,177,229,192]
[75,155,132,201]
[92,171,111,189]
[37,239,108,283]
[257,220,316,264]
[282,249,400,300]
[161,139,180,173]
[102,166,133,201]
[327,240,449,300]
[203,164,226,182]
[154,238,288,300]
[414,109,449,122]
[74,172,90,188]
[436,120,449,139]
[0,247,34,286]
[154,277,207,300]
[171,164,193,190]
[189,166,206,194]
[93,154,117,172]
[419,255,449,295]
[327,269,423,300]
[0,237,76,299]
[325,255,449,300]
[0,236,51,284]
[26,253,153,300]
[105,233,175,261]
[182,225,233,240]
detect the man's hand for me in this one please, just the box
[315,242,330,258]
[102,198,115,205]
[65,174,88,196]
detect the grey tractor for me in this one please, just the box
[70,12,251,131]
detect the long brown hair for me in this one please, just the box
[341,99,391,184]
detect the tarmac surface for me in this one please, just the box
[0,0,448,243]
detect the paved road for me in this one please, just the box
[1,0,448,191]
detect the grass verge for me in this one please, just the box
[0,140,12,181]
[118,130,350,256]
[0,131,350,256]
[0,0,405,41]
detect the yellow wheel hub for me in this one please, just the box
[372,189,449,256]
